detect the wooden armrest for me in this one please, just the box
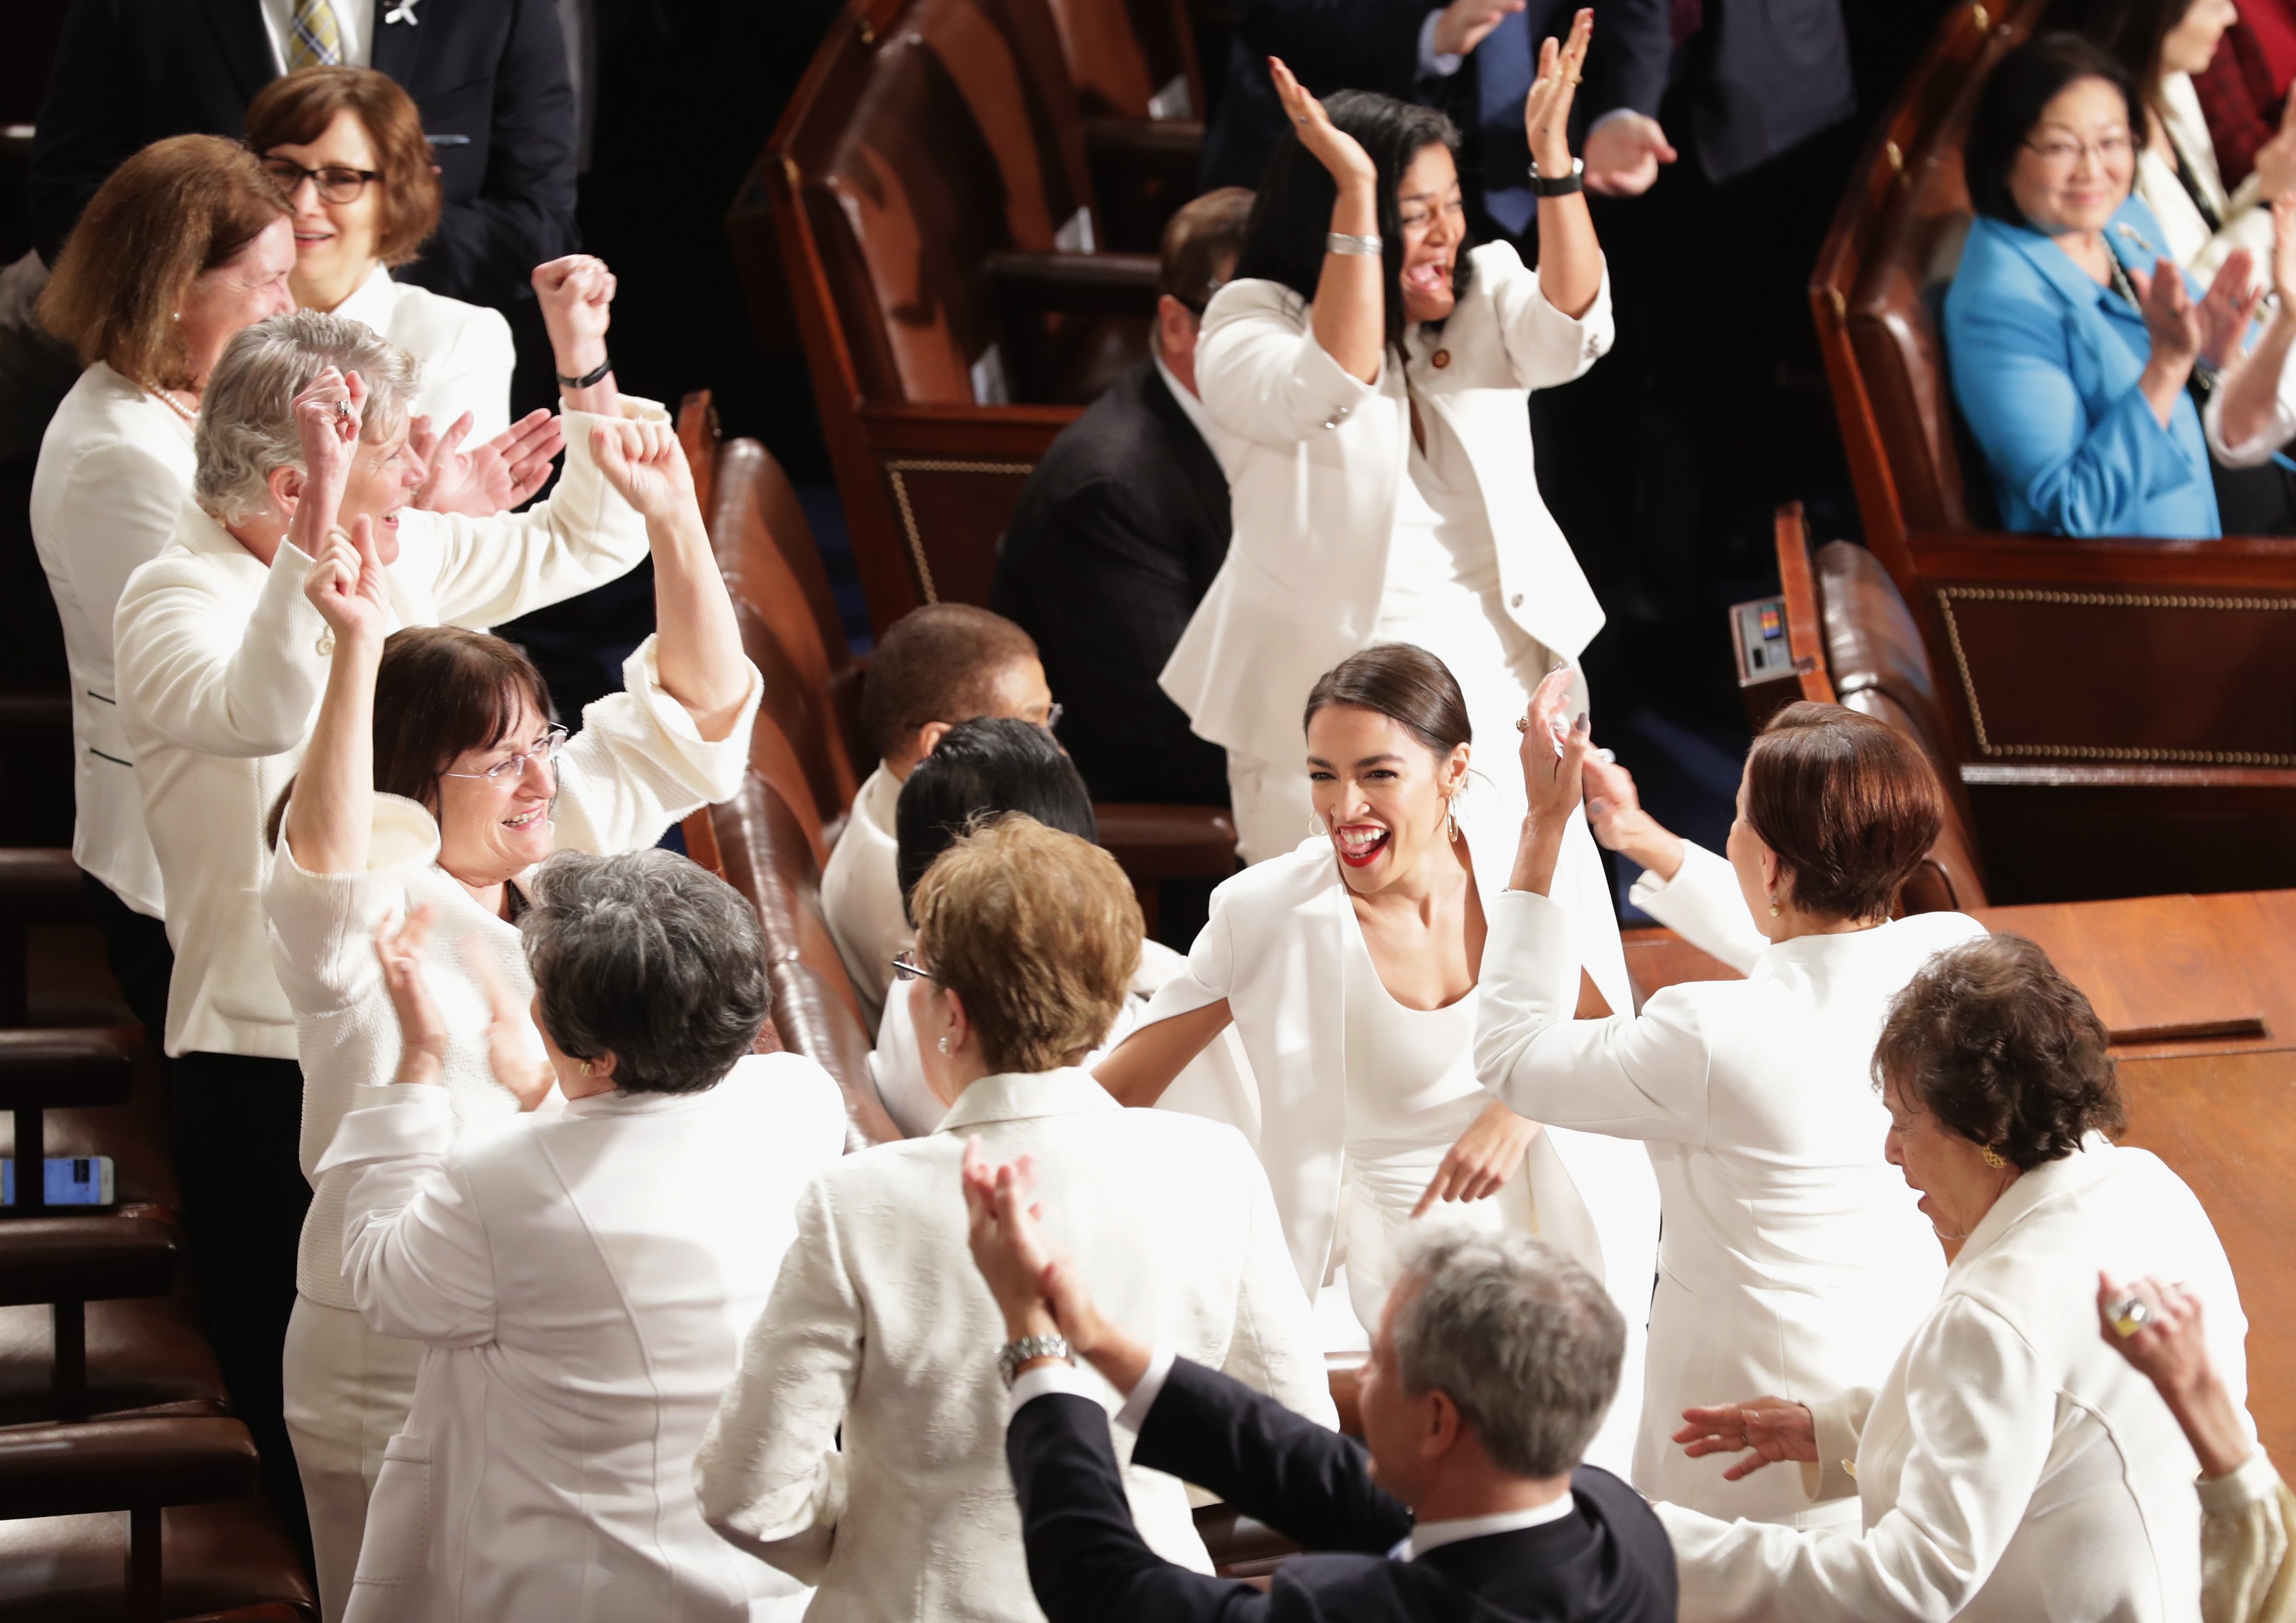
[1094,804,1240,884]
[0,850,86,926]
[0,1415,259,1519]
[0,1028,138,1110]
[0,1216,175,1306]
[981,251,1162,317]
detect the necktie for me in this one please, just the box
[1477,9,1537,238]
[288,0,343,71]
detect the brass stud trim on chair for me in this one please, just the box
[882,457,1035,604]
[1937,585,2296,766]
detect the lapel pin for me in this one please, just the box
[385,0,419,23]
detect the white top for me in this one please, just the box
[318,1052,848,1623]
[28,363,195,917]
[1379,421,1502,614]
[1339,910,1483,1157]
[1164,241,1609,769]
[693,1067,1336,1623]
[819,761,904,1032]
[1660,1138,2252,1622]
[263,639,760,1307]
[332,264,515,442]
[257,0,373,68]
[2138,73,2273,282]
[115,397,661,1059]
[1476,841,1977,1521]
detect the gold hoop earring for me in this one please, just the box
[1307,813,1326,838]
[1981,1144,2007,1170]
[1443,794,1458,844]
[937,1036,951,1056]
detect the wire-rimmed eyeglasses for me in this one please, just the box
[890,949,939,984]
[440,725,569,785]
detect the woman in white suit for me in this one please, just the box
[1163,16,1627,1018]
[1480,693,1983,1522]
[695,815,1332,1623]
[325,848,848,1622]
[1664,934,2252,1622]
[1097,644,1659,1475]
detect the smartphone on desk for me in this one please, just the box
[1,1156,116,1206]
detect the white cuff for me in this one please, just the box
[1114,1345,1178,1434]
[1418,10,1464,75]
[2198,1448,2283,1513]
[1005,1357,1099,1424]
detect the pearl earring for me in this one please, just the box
[1767,895,1781,918]
[937,1036,951,1055]
[171,311,181,322]
[1307,813,1327,837]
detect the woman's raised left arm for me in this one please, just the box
[1525,11,1601,322]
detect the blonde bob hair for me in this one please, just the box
[909,814,1141,1075]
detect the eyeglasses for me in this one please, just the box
[261,157,383,203]
[2021,130,2134,168]
[1042,702,1064,733]
[890,949,939,984]
[440,725,569,785]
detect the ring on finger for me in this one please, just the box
[2107,1294,2153,1337]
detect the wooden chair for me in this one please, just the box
[1813,0,2296,903]
[1044,0,1207,251]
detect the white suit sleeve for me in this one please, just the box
[1629,841,1770,974]
[1136,875,1238,1029]
[1482,244,1615,392]
[547,636,762,855]
[1195,292,1381,451]
[1475,889,1717,1144]
[2204,342,2296,468]
[693,1176,860,1583]
[1214,1137,1340,1429]
[320,1087,499,1346]
[114,539,327,759]
[1658,1296,2059,1623]
[418,399,663,629]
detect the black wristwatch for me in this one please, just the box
[1529,156,1585,197]
[556,355,612,390]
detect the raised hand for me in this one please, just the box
[468,952,554,1112]
[1582,747,1687,879]
[1672,1397,1818,1480]
[303,514,389,648]
[1430,0,1527,58]
[1583,112,1676,197]
[374,904,447,1085]
[2196,248,2262,372]
[1518,664,1587,828]
[1414,1099,1540,1216]
[1268,56,1378,190]
[1522,8,1593,177]
[2252,82,2296,204]
[290,365,365,529]
[414,408,565,516]
[2131,256,2203,371]
[590,417,694,525]
[2274,195,2296,311]
[533,254,616,379]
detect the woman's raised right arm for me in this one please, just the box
[1268,58,1384,385]
[279,517,390,877]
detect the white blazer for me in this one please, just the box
[320,1053,848,1622]
[333,264,516,441]
[114,398,660,1060]
[820,762,904,1032]
[1135,790,1661,1473]
[693,1068,1335,1623]
[29,363,195,918]
[1660,1138,2252,1623]
[1163,241,1610,768]
[1476,841,1981,1520]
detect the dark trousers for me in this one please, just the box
[170,1050,313,1563]
[79,873,173,1043]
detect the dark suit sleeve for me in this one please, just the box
[1008,1391,1268,1623]
[1585,0,1673,119]
[399,0,580,306]
[1229,0,1431,99]
[29,0,142,265]
[1134,1359,1414,1555]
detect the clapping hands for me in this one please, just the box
[410,408,565,516]
[1267,56,1378,191]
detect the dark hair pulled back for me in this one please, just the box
[1302,643,1472,755]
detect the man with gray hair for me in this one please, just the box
[962,1153,1676,1622]
[108,254,654,1545]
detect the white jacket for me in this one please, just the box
[29,363,195,917]
[820,761,904,1032]
[1163,241,1610,768]
[693,1067,1335,1623]
[1134,789,1660,1474]
[320,1054,848,1622]
[1661,1137,2252,1622]
[331,265,515,441]
[115,399,660,1059]
[1476,840,1979,1518]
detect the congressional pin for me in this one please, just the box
[384,0,419,23]
[1430,349,1451,369]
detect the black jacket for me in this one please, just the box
[31,0,579,308]
[990,359,1232,807]
[1007,1357,1678,1623]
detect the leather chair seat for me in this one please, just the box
[0,1294,226,1428]
[0,1502,315,1620]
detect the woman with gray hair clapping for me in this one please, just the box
[321,848,846,1622]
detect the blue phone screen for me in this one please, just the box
[0,1157,111,1205]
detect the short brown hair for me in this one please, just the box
[39,135,290,389]
[1874,933,2125,1170]
[1744,702,1944,923]
[860,605,1039,760]
[910,815,1140,1074]
[1160,186,1254,308]
[375,627,556,811]
[1303,642,1471,754]
[244,67,444,266]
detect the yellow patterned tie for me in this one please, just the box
[287,0,342,70]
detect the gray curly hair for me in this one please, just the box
[192,309,420,525]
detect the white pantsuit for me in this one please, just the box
[693,1069,1334,1623]
[1475,841,1979,1518]
[331,264,516,443]
[320,1053,849,1622]
[1660,1138,2252,1622]
[1136,790,1661,1478]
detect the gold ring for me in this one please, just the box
[1567,72,1582,85]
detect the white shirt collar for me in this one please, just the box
[1398,1494,1574,1560]
[1152,350,1219,453]
[331,262,398,329]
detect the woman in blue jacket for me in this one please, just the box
[1945,32,2276,538]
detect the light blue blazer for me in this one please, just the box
[1942,196,2219,538]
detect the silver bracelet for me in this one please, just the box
[1325,231,1383,257]
[998,1333,1073,1388]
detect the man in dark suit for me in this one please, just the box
[990,188,1254,809]
[960,1149,1677,1623]
[30,0,577,309]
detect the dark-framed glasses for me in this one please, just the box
[260,157,383,203]
[441,725,569,785]
[890,949,939,984]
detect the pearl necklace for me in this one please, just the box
[142,383,197,424]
